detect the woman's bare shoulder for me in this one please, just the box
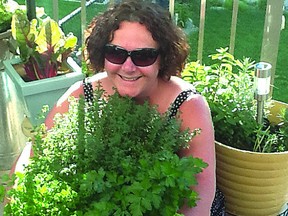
[168,76,211,126]
[170,76,195,90]
[88,72,108,83]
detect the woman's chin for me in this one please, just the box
[117,89,137,98]
[117,89,146,102]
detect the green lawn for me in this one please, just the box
[176,2,288,103]
[15,0,80,20]
[14,0,288,103]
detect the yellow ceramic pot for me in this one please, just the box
[216,100,288,216]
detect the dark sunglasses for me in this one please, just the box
[104,44,159,67]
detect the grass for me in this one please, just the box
[15,0,80,20]
[14,0,288,103]
[176,2,288,103]
[61,3,108,44]
[274,25,288,103]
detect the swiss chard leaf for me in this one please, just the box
[11,9,77,80]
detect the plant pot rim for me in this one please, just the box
[215,140,288,156]
[3,57,83,96]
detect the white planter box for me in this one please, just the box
[3,57,84,126]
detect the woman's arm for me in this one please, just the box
[9,142,33,175]
[45,80,85,129]
[178,94,215,216]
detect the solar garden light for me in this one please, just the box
[254,62,272,124]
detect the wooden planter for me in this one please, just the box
[216,100,288,216]
[3,57,84,126]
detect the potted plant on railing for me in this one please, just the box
[3,9,84,127]
[0,89,207,215]
[182,47,288,216]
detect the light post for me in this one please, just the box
[254,62,271,124]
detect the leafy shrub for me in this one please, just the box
[182,48,258,150]
[2,88,207,215]
[223,0,252,11]
[258,0,267,10]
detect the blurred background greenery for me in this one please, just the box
[13,0,288,103]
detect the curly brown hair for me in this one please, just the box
[85,0,189,79]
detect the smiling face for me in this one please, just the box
[104,21,160,100]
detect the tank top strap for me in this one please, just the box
[168,89,198,119]
[83,79,94,104]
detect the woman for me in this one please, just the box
[45,0,223,215]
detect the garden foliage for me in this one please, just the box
[182,47,288,152]
[2,88,207,215]
[11,9,77,80]
[0,0,12,33]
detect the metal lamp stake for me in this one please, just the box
[254,62,271,124]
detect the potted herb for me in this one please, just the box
[3,9,84,126]
[182,48,288,216]
[1,88,207,215]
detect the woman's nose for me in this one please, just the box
[121,56,137,72]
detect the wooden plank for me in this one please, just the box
[197,0,206,64]
[53,0,59,22]
[169,0,175,18]
[229,0,239,55]
[81,0,87,46]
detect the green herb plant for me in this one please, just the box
[266,108,288,152]
[182,47,288,153]
[2,88,207,215]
